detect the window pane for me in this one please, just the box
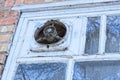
[14,63,66,80]
[73,61,120,80]
[105,16,120,53]
[85,17,100,54]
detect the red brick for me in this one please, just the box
[15,0,23,5]
[57,0,64,1]
[0,11,19,18]
[34,0,44,3]
[4,11,19,17]
[0,3,2,7]
[7,25,15,32]
[5,0,14,7]
[0,54,5,64]
[0,43,8,52]
[0,11,4,18]
[0,25,14,32]
[0,17,17,25]
[0,34,11,42]
[0,0,2,2]
[0,0,2,3]
[45,0,53,2]
[24,0,33,4]
[45,0,63,2]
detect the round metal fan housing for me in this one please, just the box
[34,20,67,45]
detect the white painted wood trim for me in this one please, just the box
[12,0,119,12]
[1,18,25,80]
[16,57,69,64]
[2,1,120,80]
[79,17,87,54]
[74,54,120,62]
[1,18,31,80]
[17,17,80,57]
[21,8,120,19]
[98,15,107,54]
[16,53,120,64]
[66,60,74,80]
[6,19,29,80]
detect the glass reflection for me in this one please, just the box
[73,61,120,80]
[14,63,66,80]
[85,17,100,54]
[105,16,120,53]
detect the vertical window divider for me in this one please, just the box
[79,17,87,55]
[66,59,74,80]
[98,15,107,54]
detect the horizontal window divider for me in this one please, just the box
[73,53,120,62]
[16,53,120,64]
[16,57,70,64]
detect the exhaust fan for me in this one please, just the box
[34,20,66,46]
[30,19,71,52]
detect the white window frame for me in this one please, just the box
[2,0,120,80]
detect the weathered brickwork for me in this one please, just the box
[15,0,63,5]
[0,0,65,78]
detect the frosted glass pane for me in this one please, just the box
[85,17,100,54]
[73,61,120,80]
[14,63,66,80]
[105,16,120,53]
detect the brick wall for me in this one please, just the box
[0,0,64,78]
